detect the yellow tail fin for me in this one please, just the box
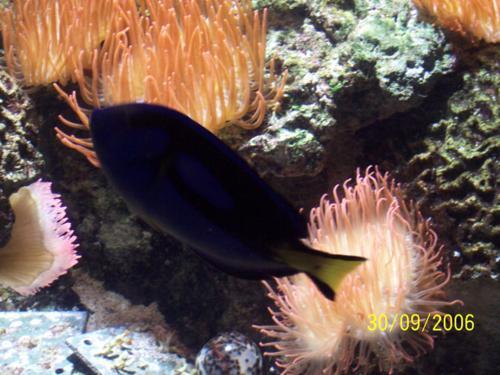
[274,244,366,300]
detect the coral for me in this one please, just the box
[402,47,500,278]
[412,0,500,43]
[1,0,115,86]
[54,0,287,166]
[0,180,79,295]
[257,168,462,374]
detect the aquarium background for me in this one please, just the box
[0,0,498,374]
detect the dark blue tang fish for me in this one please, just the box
[89,103,365,300]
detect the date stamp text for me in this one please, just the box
[367,313,474,333]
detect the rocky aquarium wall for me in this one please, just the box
[0,0,498,374]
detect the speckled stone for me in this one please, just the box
[0,67,43,247]
[0,311,87,374]
[196,332,263,375]
[66,327,194,374]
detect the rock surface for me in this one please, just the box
[0,68,43,246]
[404,47,499,278]
[223,0,454,178]
[359,46,499,278]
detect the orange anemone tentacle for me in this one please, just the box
[413,0,499,43]
[49,0,286,166]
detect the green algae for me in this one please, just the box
[228,0,455,179]
[406,47,499,270]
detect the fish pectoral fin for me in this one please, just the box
[275,245,366,301]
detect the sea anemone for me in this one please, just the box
[1,0,115,86]
[55,0,287,167]
[0,180,79,295]
[412,0,499,43]
[257,167,462,374]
